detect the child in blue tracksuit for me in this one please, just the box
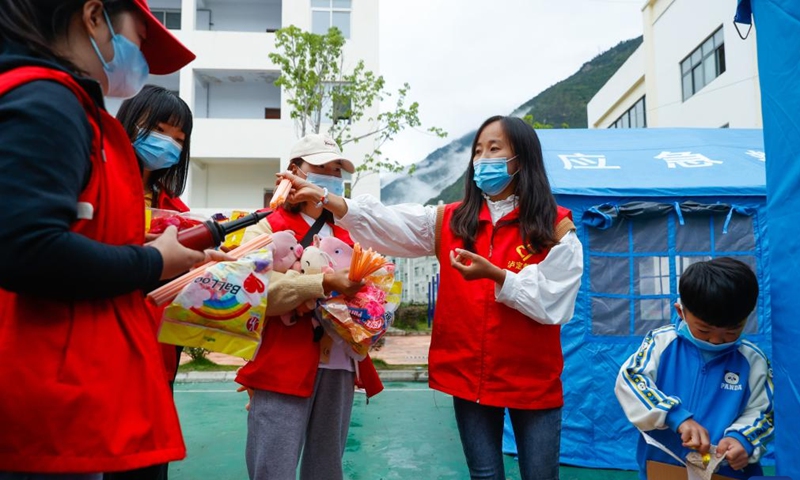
[615,257,773,480]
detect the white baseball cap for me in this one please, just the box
[289,134,355,173]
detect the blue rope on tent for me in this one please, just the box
[673,201,685,226]
[722,205,757,234]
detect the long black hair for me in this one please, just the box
[0,0,137,74]
[116,84,193,198]
[451,115,557,254]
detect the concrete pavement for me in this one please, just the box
[180,333,431,367]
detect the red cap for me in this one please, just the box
[132,0,196,75]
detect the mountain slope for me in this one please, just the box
[380,36,643,206]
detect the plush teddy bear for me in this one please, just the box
[298,246,335,341]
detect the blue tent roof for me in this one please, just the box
[536,128,765,197]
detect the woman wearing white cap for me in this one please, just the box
[0,1,221,478]
[237,134,384,480]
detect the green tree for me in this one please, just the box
[522,114,566,129]
[269,26,446,190]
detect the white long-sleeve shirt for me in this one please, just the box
[336,194,583,325]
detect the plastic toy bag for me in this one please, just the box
[317,264,402,358]
[158,249,273,360]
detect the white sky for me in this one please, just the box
[377,0,645,166]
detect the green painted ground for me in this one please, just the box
[169,381,640,480]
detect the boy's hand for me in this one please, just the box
[717,437,749,470]
[678,419,711,454]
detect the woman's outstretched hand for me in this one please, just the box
[276,171,323,205]
[276,171,349,218]
[449,248,507,285]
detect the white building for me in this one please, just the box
[587,0,761,129]
[391,256,440,304]
[110,0,381,213]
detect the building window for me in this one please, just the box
[311,0,351,39]
[151,9,181,30]
[681,27,725,101]
[321,83,352,125]
[586,203,761,337]
[609,96,646,129]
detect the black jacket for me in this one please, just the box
[0,41,162,299]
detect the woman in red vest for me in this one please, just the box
[280,116,584,480]
[236,134,383,480]
[0,1,220,478]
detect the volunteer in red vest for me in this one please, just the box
[114,85,194,480]
[117,84,194,384]
[0,1,224,478]
[236,134,383,480]
[278,116,584,480]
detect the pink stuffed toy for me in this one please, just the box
[314,235,353,273]
[267,230,303,274]
[266,231,304,326]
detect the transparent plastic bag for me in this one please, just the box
[158,249,273,360]
[317,265,402,357]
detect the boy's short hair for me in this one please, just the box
[679,257,758,328]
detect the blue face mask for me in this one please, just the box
[306,172,345,197]
[89,10,149,98]
[134,130,182,171]
[677,320,740,353]
[473,156,518,196]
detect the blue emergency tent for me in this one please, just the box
[503,128,771,469]
[733,1,800,477]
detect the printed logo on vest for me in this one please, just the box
[721,371,743,391]
[515,244,535,261]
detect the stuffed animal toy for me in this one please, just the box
[266,230,304,326]
[267,230,303,274]
[298,246,335,341]
[314,235,353,273]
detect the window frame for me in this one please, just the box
[320,82,353,125]
[311,0,352,39]
[609,96,646,129]
[150,9,182,30]
[584,204,763,339]
[681,26,726,101]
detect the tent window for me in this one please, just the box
[586,205,760,337]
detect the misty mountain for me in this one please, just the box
[380,36,643,206]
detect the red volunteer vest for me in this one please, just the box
[150,190,190,382]
[235,208,383,397]
[431,202,573,409]
[0,67,185,473]
[155,189,190,213]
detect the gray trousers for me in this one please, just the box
[245,369,356,480]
